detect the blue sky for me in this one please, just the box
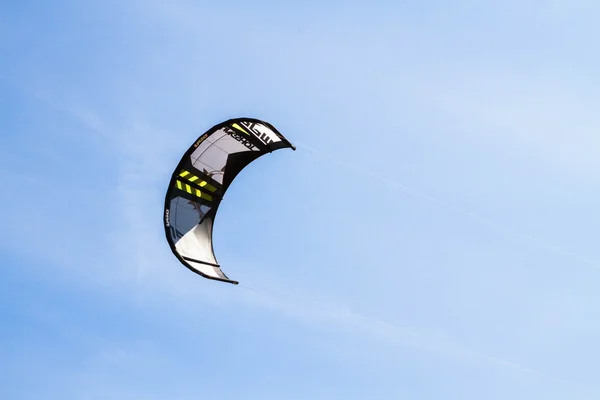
[2,0,600,398]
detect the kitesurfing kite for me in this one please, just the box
[163,117,296,284]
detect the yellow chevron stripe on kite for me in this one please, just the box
[178,170,217,192]
[175,179,213,201]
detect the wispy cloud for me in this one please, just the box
[10,51,596,396]
[5,85,587,395]
[424,70,600,175]
[235,280,599,397]
[5,1,600,398]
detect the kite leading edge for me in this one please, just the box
[163,117,295,285]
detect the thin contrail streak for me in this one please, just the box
[295,142,600,271]
[239,282,598,397]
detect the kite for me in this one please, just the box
[163,117,296,284]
